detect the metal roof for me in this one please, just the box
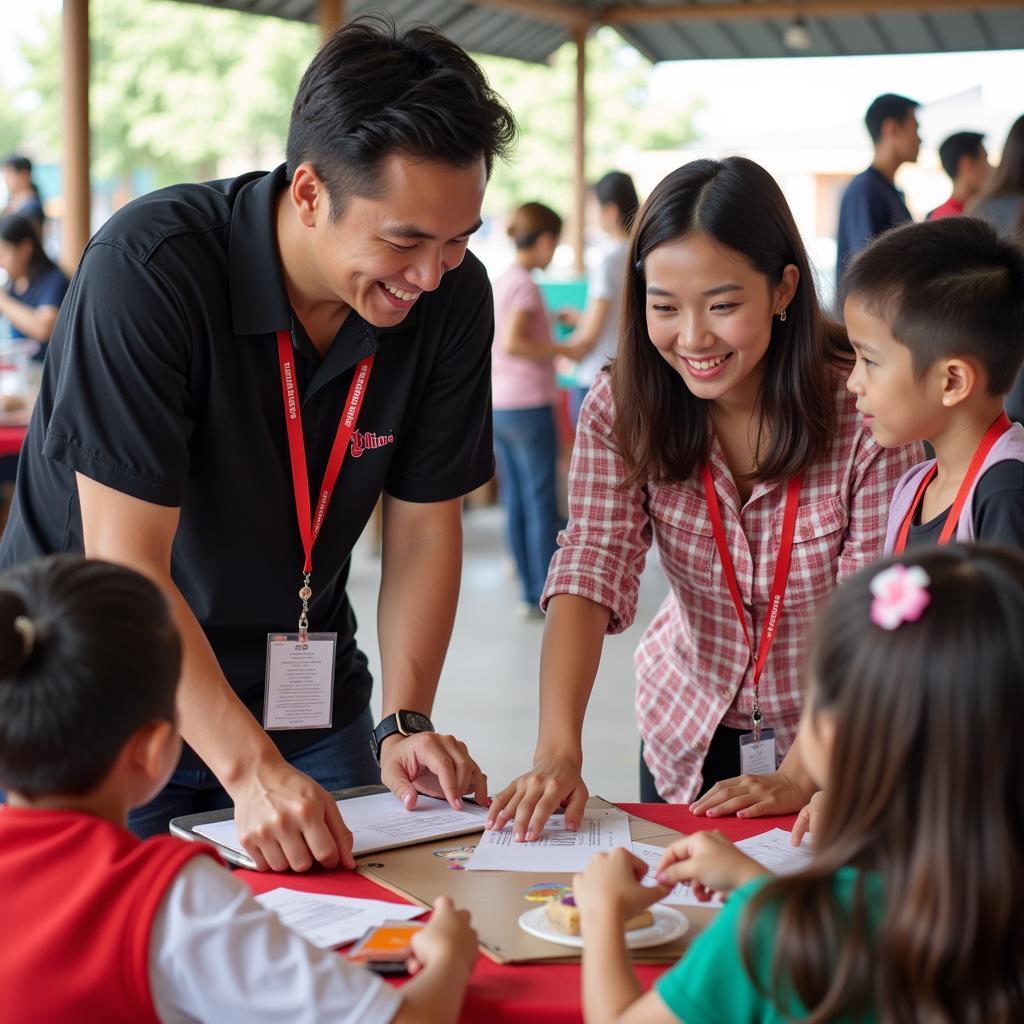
[174,1,1024,64]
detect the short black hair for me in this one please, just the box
[3,154,32,175]
[594,170,639,231]
[0,556,181,798]
[842,217,1024,396]
[865,94,919,143]
[938,131,986,181]
[286,15,517,218]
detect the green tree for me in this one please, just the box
[20,0,317,188]
[17,6,694,211]
[0,84,29,159]
[478,28,699,217]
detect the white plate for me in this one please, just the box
[518,904,689,950]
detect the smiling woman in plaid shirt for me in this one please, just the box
[486,158,921,841]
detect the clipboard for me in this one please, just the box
[169,784,488,869]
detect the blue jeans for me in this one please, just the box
[493,406,559,605]
[128,707,380,838]
[568,385,591,428]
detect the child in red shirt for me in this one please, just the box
[0,556,476,1024]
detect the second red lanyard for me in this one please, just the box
[701,465,802,732]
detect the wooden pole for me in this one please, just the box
[572,24,587,275]
[602,0,1024,27]
[318,0,344,40]
[61,0,90,274]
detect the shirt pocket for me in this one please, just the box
[773,494,848,608]
[647,483,716,590]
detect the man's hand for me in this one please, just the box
[379,732,488,811]
[486,755,589,841]
[654,832,766,902]
[226,756,355,873]
[689,770,815,819]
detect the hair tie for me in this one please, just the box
[870,564,930,631]
[13,615,36,658]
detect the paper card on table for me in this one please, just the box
[193,791,488,861]
[466,808,632,873]
[256,888,425,949]
[633,828,814,909]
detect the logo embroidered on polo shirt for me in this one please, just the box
[350,430,395,458]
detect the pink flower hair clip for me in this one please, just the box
[869,564,931,631]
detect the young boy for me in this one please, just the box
[927,131,990,220]
[0,556,477,1023]
[843,217,1024,552]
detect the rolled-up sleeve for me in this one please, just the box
[541,374,652,633]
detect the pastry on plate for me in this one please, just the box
[544,893,653,936]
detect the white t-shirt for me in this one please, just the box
[576,240,628,387]
[149,856,403,1024]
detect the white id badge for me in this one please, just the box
[263,632,337,730]
[739,728,776,776]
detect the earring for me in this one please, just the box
[778,308,787,322]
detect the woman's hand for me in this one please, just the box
[791,789,826,846]
[689,770,816,819]
[486,755,590,841]
[654,831,766,901]
[573,848,667,924]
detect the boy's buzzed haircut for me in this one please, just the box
[864,93,919,143]
[286,15,517,219]
[938,131,985,181]
[843,218,1024,395]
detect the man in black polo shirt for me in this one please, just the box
[836,93,920,291]
[0,20,516,872]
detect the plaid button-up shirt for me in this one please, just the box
[542,373,922,802]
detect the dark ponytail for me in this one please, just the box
[0,590,36,679]
[0,556,181,799]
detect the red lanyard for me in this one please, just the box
[893,411,1011,554]
[701,465,802,733]
[277,329,373,638]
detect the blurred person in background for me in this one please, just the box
[836,93,920,288]
[928,131,989,220]
[1,156,45,237]
[971,114,1024,240]
[492,202,583,619]
[0,214,68,352]
[560,171,639,425]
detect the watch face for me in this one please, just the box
[398,711,433,733]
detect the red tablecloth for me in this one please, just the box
[236,804,797,1023]
[0,426,26,458]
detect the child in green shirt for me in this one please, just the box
[572,544,1024,1023]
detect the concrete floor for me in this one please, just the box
[350,505,669,804]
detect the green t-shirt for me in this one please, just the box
[655,867,880,1024]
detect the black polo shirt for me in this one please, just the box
[0,165,495,769]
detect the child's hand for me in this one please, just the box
[791,790,826,846]
[654,831,766,901]
[407,897,478,977]
[573,847,668,924]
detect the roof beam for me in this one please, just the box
[602,0,1024,27]
[465,0,591,30]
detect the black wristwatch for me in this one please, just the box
[370,710,434,765]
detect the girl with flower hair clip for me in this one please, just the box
[572,543,1024,1024]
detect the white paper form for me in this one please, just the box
[256,888,425,948]
[193,792,488,861]
[465,808,633,873]
[633,828,813,909]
